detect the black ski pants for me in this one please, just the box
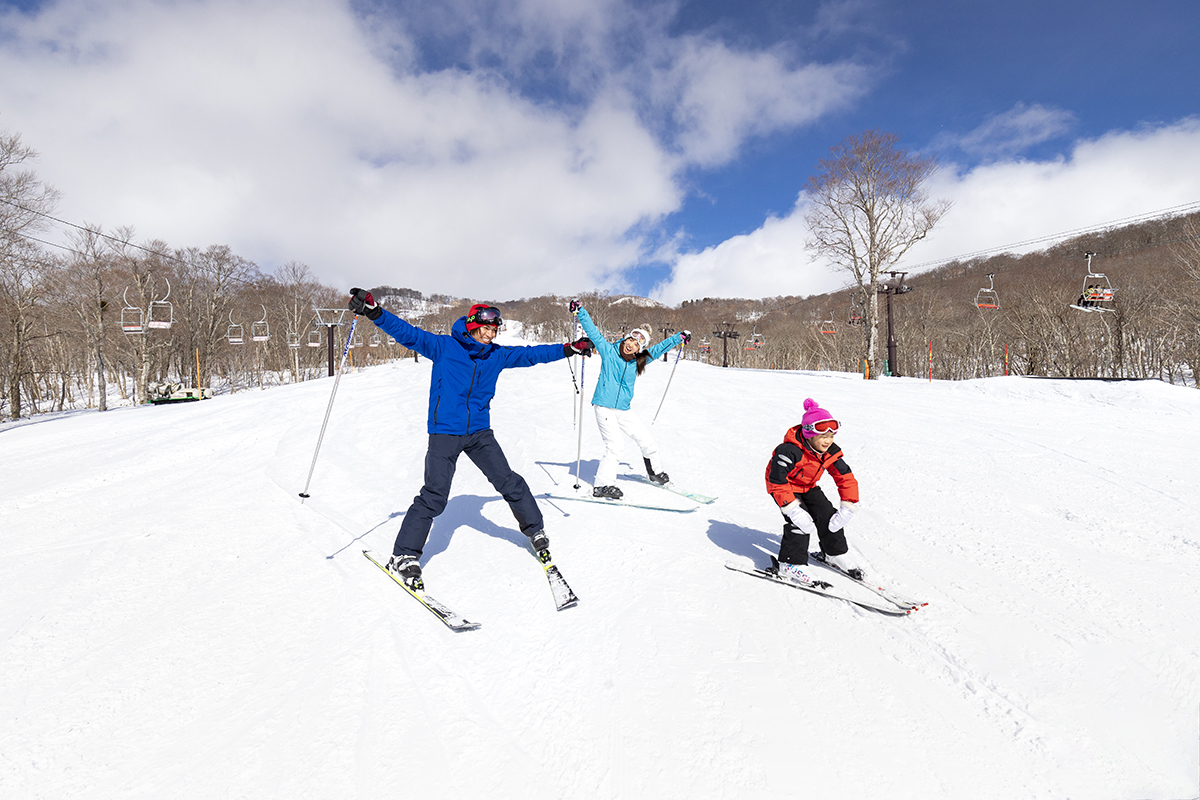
[777,486,848,566]
[393,429,543,558]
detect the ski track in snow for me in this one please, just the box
[2,349,1200,799]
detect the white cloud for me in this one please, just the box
[653,118,1200,304]
[904,117,1200,269]
[0,0,869,299]
[940,102,1076,159]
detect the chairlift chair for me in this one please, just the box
[848,293,865,326]
[287,331,301,349]
[307,329,321,347]
[251,305,270,342]
[369,333,381,347]
[974,273,1000,310]
[821,318,837,335]
[121,287,145,334]
[146,278,175,329]
[227,311,244,345]
[351,331,364,348]
[1070,253,1116,312]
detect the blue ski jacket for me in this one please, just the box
[575,308,682,411]
[373,310,568,435]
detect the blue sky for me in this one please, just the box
[2,0,1199,303]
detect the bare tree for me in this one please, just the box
[803,130,950,378]
[0,131,61,418]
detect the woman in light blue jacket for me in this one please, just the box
[572,302,688,500]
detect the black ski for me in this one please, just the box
[363,550,482,631]
[808,551,928,611]
[531,543,578,611]
[725,561,912,616]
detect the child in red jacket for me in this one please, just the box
[764,398,862,586]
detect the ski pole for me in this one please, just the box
[299,315,359,502]
[572,354,586,489]
[652,345,684,423]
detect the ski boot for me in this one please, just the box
[528,529,549,553]
[643,457,669,485]
[773,559,832,589]
[813,550,866,582]
[387,554,424,590]
[593,485,623,500]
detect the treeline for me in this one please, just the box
[0,229,427,419]
[460,212,1200,385]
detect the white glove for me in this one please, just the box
[781,501,817,534]
[827,502,857,533]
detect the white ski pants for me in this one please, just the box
[593,405,659,487]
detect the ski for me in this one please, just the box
[626,475,717,504]
[809,551,928,611]
[363,550,482,632]
[543,492,696,513]
[725,561,913,616]
[530,543,578,611]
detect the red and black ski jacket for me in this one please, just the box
[764,425,859,508]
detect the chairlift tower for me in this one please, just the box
[658,323,675,361]
[879,271,911,376]
[314,308,348,376]
[711,323,740,368]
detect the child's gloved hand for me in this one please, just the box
[828,502,857,532]
[781,501,817,534]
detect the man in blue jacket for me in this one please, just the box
[349,288,593,587]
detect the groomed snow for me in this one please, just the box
[2,335,1199,799]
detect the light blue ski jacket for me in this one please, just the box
[575,308,682,411]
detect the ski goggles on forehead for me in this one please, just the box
[467,306,502,326]
[627,329,650,347]
[802,419,839,434]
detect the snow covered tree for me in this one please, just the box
[803,130,950,379]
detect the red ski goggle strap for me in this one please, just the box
[802,419,839,434]
[467,306,502,327]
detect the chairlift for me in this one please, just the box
[287,331,301,349]
[743,327,765,351]
[227,311,244,345]
[351,331,364,348]
[974,273,1000,310]
[1070,252,1116,312]
[146,278,174,329]
[307,329,322,347]
[251,305,270,342]
[388,336,397,345]
[848,292,865,326]
[820,318,837,335]
[699,336,711,354]
[121,287,145,334]
[369,332,381,347]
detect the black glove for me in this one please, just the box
[348,287,383,320]
[681,330,691,345]
[564,337,594,357]
[569,299,582,313]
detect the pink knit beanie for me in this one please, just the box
[799,398,838,438]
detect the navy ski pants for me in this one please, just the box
[777,486,848,565]
[393,429,543,558]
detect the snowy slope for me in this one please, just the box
[2,344,1199,800]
